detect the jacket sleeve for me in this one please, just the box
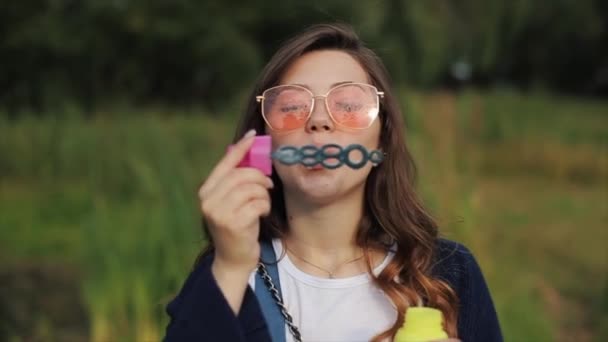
[163,254,270,342]
[435,240,503,342]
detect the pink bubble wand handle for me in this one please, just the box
[227,135,273,175]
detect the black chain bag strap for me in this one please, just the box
[257,262,303,342]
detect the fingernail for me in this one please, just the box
[243,129,256,140]
[268,178,274,188]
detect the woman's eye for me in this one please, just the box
[280,105,305,112]
[336,102,362,112]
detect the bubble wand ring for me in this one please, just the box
[271,144,385,170]
[319,143,342,169]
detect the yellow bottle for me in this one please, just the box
[394,307,449,342]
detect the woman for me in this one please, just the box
[165,24,502,342]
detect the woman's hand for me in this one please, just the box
[198,129,274,313]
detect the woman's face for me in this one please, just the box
[265,49,382,205]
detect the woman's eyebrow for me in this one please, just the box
[290,81,355,89]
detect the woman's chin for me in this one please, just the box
[278,165,368,205]
[285,172,342,203]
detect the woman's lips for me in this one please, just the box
[305,164,324,171]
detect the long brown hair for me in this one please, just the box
[199,23,459,340]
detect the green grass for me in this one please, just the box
[0,91,606,341]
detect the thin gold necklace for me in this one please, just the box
[284,244,365,279]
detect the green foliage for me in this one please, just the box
[1,1,606,113]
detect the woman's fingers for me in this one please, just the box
[222,200,271,235]
[207,168,273,204]
[199,129,257,199]
[246,198,272,218]
[225,185,271,215]
[204,183,271,225]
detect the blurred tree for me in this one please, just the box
[0,0,606,116]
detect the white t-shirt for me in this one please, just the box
[248,239,397,342]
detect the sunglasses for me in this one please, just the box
[256,82,384,132]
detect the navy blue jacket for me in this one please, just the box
[164,239,503,341]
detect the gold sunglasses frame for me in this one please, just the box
[256,82,385,131]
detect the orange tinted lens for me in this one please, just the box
[327,84,378,128]
[263,86,311,131]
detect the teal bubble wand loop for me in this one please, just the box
[271,144,385,169]
[228,135,386,175]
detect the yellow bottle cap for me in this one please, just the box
[394,307,449,342]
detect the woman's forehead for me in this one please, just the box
[279,50,369,92]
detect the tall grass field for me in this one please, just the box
[1,90,606,341]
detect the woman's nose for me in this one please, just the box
[305,96,335,132]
